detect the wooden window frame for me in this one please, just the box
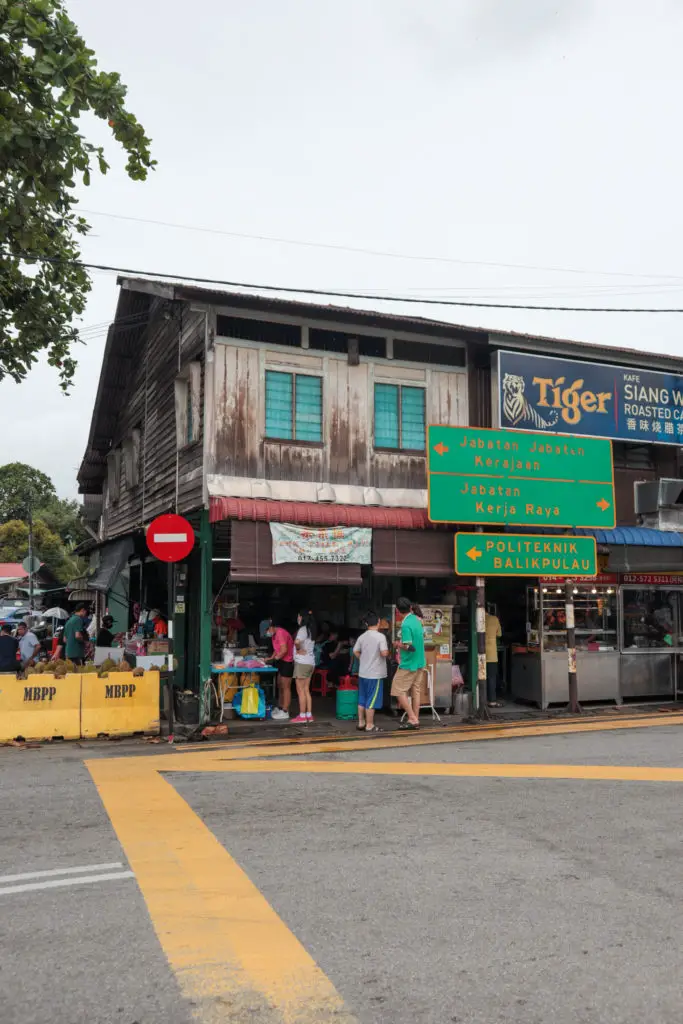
[373,382,426,454]
[265,370,323,445]
[106,448,122,504]
[175,362,201,450]
[122,428,141,489]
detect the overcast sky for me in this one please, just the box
[5,0,683,496]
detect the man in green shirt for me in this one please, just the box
[63,603,88,665]
[391,597,426,729]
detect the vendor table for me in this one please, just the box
[210,665,278,716]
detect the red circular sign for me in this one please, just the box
[146,513,195,563]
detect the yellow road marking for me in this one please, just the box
[87,757,357,1024]
[167,712,683,768]
[177,759,683,783]
[85,711,683,1022]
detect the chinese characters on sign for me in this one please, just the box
[270,524,372,564]
[498,349,683,444]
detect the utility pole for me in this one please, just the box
[27,508,34,618]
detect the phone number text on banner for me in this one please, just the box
[270,524,372,564]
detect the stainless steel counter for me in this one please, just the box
[511,650,620,709]
[620,652,673,699]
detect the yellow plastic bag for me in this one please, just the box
[240,684,260,717]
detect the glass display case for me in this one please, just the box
[620,586,683,698]
[534,583,617,652]
[512,582,620,708]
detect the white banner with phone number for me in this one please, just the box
[270,523,372,564]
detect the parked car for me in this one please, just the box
[0,608,29,627]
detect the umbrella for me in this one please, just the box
[43,607,69,620]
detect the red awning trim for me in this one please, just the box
[209,496,432,530]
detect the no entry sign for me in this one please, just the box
[146,514,195,563]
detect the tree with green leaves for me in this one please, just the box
[0,517,80,581]
[0,0,155,390]
[0,462,56,521]
[37,496,88,548]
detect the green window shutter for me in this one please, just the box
[374,383,399,448]
[400,386,425,450]
[265,370,293,439]
[294,375,323,442]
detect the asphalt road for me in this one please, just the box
[0,744,192,1024]
[2,724,683,1023]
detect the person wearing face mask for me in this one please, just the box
[266,617,295,721]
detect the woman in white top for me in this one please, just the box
[292,610,316,724]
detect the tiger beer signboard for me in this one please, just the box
[498,349,683,445]
[427,425,615,528]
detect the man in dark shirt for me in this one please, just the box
[63,604,88,665]
[96,615,114,648]
[0,624,19,673]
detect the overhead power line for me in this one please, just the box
[79,208,683,284]
[5,249,683,313]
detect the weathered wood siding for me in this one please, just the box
[101,302,206,539]
[209,341,468,490]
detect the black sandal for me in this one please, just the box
[399,722,420,730]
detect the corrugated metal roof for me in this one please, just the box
[118,276,683,371]
[209,497,432,529]
[0,564,28,579]
[578,526,683,547]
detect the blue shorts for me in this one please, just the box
[358,677,384,710]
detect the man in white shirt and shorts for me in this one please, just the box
[353,613,389,733]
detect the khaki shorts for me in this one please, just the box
[391,667,421,698]
[293,662,314,680]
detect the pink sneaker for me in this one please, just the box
[290,714,308,724]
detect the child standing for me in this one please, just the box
[353,613,389,733]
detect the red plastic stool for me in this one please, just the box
[311,669,330,697]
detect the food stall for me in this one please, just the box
[511,572,683,707]
[511,576,619,708]
[619,574,683,699]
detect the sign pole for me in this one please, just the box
[565,580,581,714]
[27,510,34,618]
[474,526,490,720]
[166,561,175,737]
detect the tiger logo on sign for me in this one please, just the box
[502,373,558,430]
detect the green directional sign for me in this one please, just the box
[428,425,615,528]
[454,533,598,577]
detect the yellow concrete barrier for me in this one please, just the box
[80,671,161,738]
[0,673,81,742]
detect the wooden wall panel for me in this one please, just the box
[209,344,468,493]
[101,303,205,539]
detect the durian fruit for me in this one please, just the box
[117,659,132,672]
[132,667,144,677]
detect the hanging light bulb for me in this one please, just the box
[556,587,562,594]
[573,588,578,595]
[542,588,548,594]
[591,587,597,594]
